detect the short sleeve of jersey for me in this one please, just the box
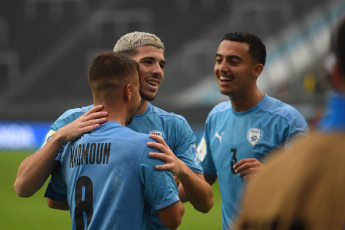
[169,116,203,174]
[44,166,67,201]
[198,115,217,175]
[140,146,179,210]
[273,102,309,148]
[37,106,93,160]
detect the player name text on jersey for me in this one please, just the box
[69,142,111,168]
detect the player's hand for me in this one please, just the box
[147,134,187,177]
[233,158,263,180]
[56,105,107,142]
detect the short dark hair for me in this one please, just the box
[222,32,266,66]
[88,51,139,91]
[333,17,345,75]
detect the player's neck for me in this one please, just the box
[135,99,149,115]
[230,90,264,112]
[95,102,128,126]
[105,113,128,126]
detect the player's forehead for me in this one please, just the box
[216,40,249,59]
[132,46,166,63]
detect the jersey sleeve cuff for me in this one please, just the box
[44,183,67,201]
[153,195,180,211]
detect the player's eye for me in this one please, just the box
[143,60,152,65]
[215,58,222,64]
[230,60,239,65]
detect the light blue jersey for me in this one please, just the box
[197,95,309,230]
[127,103,202,229]
[319,93,345,131]
[40,103,201,230]
[127,103,202,174]
[45,121,179,230]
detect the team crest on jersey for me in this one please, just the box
[247,128,262,146]
[190,144,201,165]
[148,130,164,138]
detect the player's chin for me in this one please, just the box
[219,90,231,97]
[140,92,157,101]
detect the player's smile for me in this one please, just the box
[219,76,232,81]
[217,71,234,87]
[145,77,160,89]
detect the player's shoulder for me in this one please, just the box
[50,105,93,130]
[208,100,231,117]
[120,125,153,145]
[259,95,308,131]
[100,123,154,151]
[59,105,93,119]
[148,103,188,123]
[259,95,304,118]
[122,128,159,157]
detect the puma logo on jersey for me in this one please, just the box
[215,132,224,143]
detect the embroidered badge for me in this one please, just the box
[190,144,201,165]
[43,130,56,146]
[247,128,262,146]
[197,137,207,161]
[148,130,164,138]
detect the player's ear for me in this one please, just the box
[124,83,131,101]
[253,63,263,79]
[330,61,345,91]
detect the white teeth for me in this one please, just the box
[220,76,231,81]
[147,81,157,86]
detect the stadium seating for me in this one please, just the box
[0,0,343,125]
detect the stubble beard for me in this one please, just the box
[140,91,157,102]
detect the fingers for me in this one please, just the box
[82,106,108,122]
[78,123,102,133]
[148,134,168,147]
[81,117,107,129]
[84,105,104,115]
[61,106,108,141]
[233,158,263,178]
[77,105,108,128]
[84,111,108,121]
[149,152,173,171]
[147,135,171,155]
[149,152,168,161]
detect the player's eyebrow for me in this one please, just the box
[140,57,167,67]
[216,54,242,61]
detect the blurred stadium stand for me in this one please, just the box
[0,0,344,134]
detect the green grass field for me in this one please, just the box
[1,151,222,229]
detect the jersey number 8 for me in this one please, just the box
[75,176,93,230]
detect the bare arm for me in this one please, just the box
[14,105,107,197]
[147,134,214,213]
[47,198,69,210]
[157,200,184,229]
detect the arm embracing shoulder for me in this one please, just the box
[141,145,184,229]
